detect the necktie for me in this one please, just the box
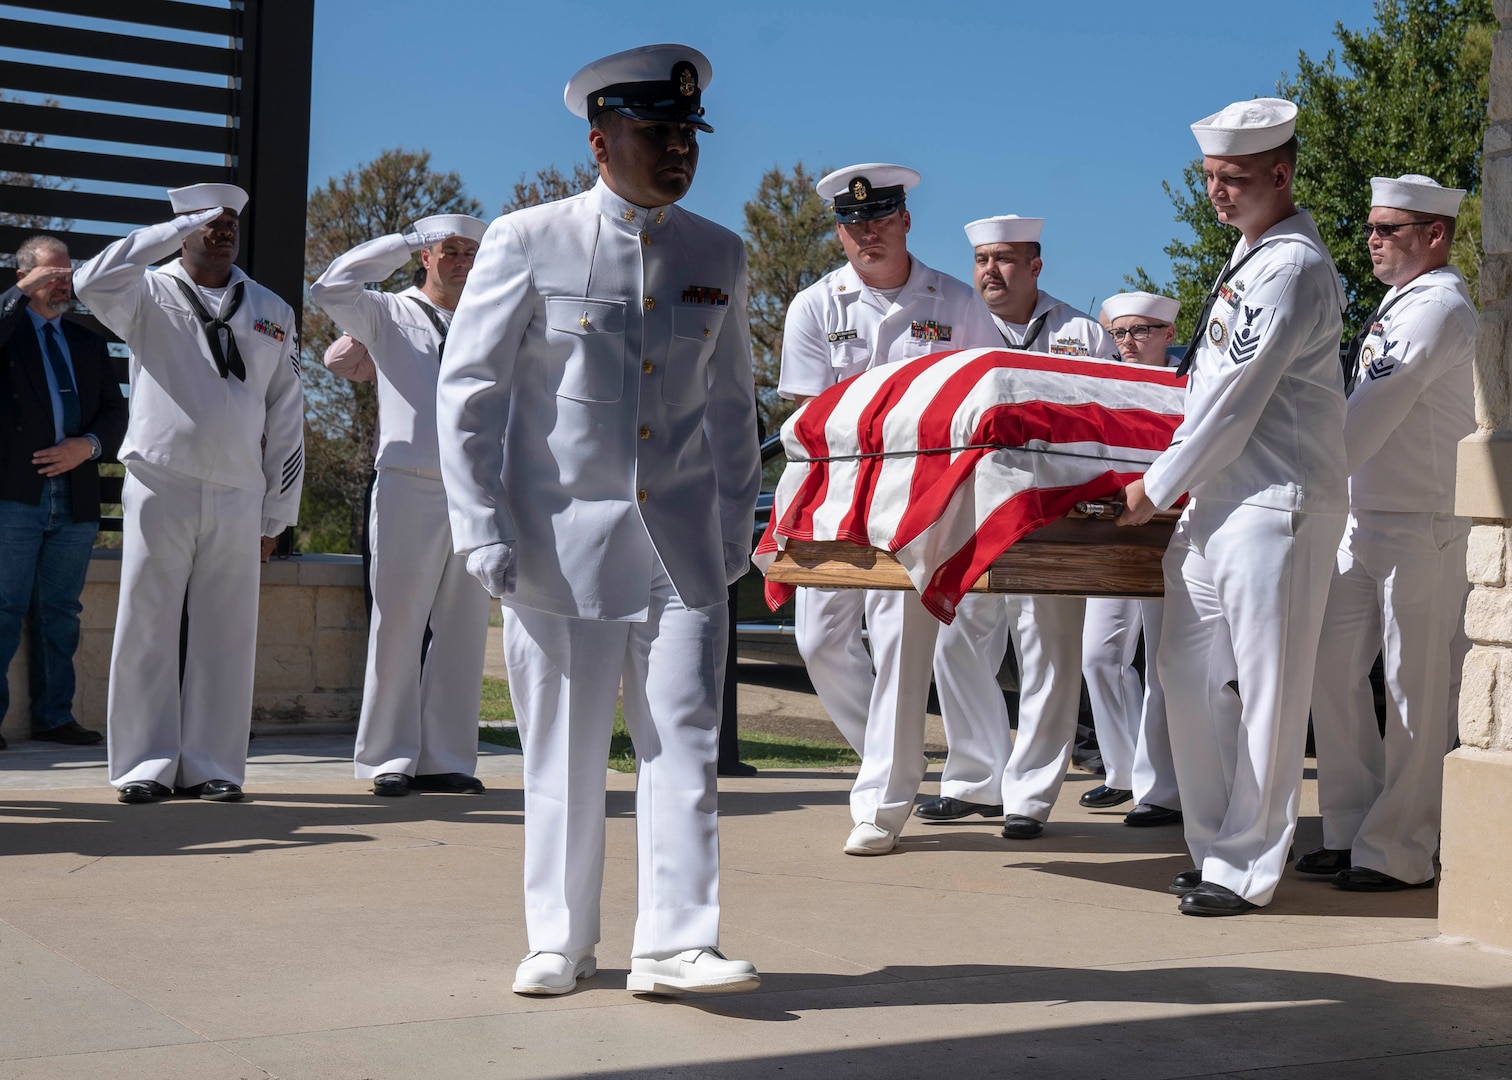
[1000,311,1050,353]
[42,323,80,437]
[1175,240,1276,377]
[172,275,247,381]
[408,296,450,361]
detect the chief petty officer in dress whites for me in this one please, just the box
[1079,290,1182,828]
[913,214,1117,841]
[777,164,1000,856]
[74,183,306,804]
[311,214,492,798]
[1118,99,1350,916]
[1303,174,1476,892]
[437,44,762,997]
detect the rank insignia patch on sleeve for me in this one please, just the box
[253,318,286,342]
[682,285,729,306]
[1227,305,1264,364]
[1365,340,1399,380]
[910,320,952,342]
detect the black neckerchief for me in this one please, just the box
[171,274,246,381]
[407,295,450,360]
[1176,240,1277,376]
[1343,287,1417,396]
[1000,311,1050,353]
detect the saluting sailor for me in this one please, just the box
[1080,290,1182,828]
[1303,174,1475,892]
[1118,99,1350,915]
[74,183,305,804]
[914,215,1118,841]
[310,214,492,797]
[777,164,1000,855]
[437,44,762,998]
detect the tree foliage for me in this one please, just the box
[502,160,598,213]
[743,162,843,431]
[0,91,72,237]
[299,148,480,552]
[1131,0,1495,341]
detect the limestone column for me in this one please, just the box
[1441,0,1512,948]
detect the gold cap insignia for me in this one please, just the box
[852,178,870,202]
[674,61,697,97]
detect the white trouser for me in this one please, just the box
[107,462,261,788]
[1082,598,1177,806]
[794,587,871,753]
[1159,499,1346,906]
[354,468,490,779]
[849,589,941,834]
[1311,510,1469,884]
[1130,599,1178,809]
[1000,594,1087,819]
[501,566,724,958]
[933,594,1012,804]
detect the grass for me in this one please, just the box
[477,676,858,773]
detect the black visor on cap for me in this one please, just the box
[833,182,906,223]
[587,61,713,132]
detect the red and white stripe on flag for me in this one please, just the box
[752,348,1186,623]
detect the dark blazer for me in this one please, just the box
[0,285,128,523]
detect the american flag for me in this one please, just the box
[753,348,1187,622]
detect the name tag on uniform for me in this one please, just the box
[827,329,859,343]
[909,321,951,342]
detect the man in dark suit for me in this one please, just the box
[0,236,128,749]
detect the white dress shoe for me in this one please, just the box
[512,948,597,995]
[625,947,760,996]
[844,821,897,855]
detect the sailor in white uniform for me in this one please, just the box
[777,164,1000,855]
[74,183,305,804]
[1119,99,1349,915]
[914,215,1118,840]
[1303,174,1475,891]
[310,214,492,797]
[436,45,761,998]
[1080,290,1181,826]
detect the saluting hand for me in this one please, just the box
[16,264,72,300]
[32,436,93,477]
[1115,478,1157,527]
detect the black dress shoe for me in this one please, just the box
[915,796,1004,821]
[412,773,484,794]
[174,779,243,802]
[373,773,411,797]
[0,732,7,750]
[1333,866,1435,892]
[1000,814,1044,839]
[718,761,758,777]
[1168,868,1202,895]
[118,780,172,804]
[1294,846,1351,875]
[1124,803,1182,827]
[1078,784,1133,809]
[1179,881,1259,917]
[31,720,103,746]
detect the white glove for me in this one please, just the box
[173,207,225,234]
[403,228,453,252]
[724,542,752,586]
[467,542,517,598]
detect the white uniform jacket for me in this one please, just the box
[1143,211,1348,514]
[991,291,1118,360]
[437,179,761,620]
[1345,266,1476,513]
[777,257,1000,398]
[310,234,448,475]
[74,218,306,532]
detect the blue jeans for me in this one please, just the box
[0,478,99,731]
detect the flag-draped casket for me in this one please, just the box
[753,348,1187,622]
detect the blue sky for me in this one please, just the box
[309,0,1376,314]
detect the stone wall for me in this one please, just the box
[1,551,368,742]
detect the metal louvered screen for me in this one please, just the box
[0,0,314,315]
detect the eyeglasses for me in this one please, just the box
[1360,220,1437,239]
[1109,323,1169,342]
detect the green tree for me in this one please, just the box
[1131,0,1495,341]
[502,160,598,213]
[300,148,481,552]
[743,162,843,432]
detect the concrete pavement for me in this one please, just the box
[3,736,1511,1079]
